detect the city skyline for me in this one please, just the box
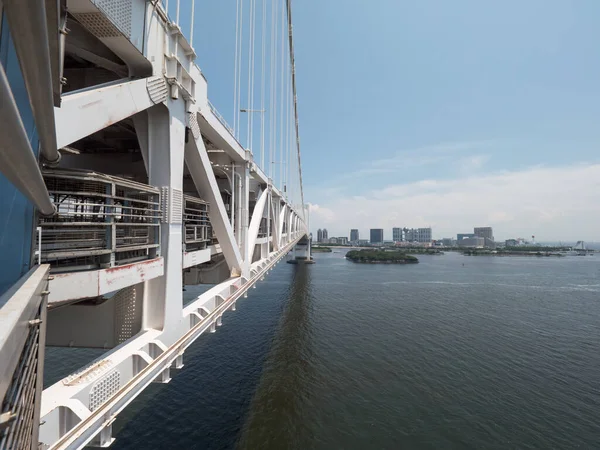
[192,1,600,242]
[311,225,572,244]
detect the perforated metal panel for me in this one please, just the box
[73,13,122,38]
[63,360,114,386]
[95,0,132,38]
[89,371,120,412]
[161,187,184,224]
[147,77,169,104]
[188,112,201,140]
[114,286,141,344]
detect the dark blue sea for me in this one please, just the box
[45,251,600,449]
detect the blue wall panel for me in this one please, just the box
[0,14,39,295]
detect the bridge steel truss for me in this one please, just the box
[0,0,307,449]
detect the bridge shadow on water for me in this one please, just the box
[236,263,315,449]
[111,262,314,450]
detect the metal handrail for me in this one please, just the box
[207,100,235,136]
[0,265,50,450]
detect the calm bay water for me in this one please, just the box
[45,251,600,449]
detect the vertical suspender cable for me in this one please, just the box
[246,0,254,150]
[278,0,285,191]
[236,0,245,140]
[285,0,305,216]
[233,0,241,135]
[269,0,277,180]
[260,0,267,169]
[190,0,195,48]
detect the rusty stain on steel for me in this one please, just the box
[104,258,163,286]
[105,257,162,274]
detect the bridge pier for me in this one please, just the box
[288,235,314,264]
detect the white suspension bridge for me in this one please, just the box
[0,0,310,448]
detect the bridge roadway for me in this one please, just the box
[0,1,308,448]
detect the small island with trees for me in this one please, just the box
[312,246,332,253]
[345,249,419,264]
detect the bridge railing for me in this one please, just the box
[39,169,161,271]
[183,195,212,252]
[207,100,235,136]
[0,265,50,450]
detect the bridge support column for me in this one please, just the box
[288,235,313,264]
[141,103,186,343]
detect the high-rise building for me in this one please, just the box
[322,228,328,241]
[474,227,494,241]
[393,227,402,242]
[317,229,323,243]
[418,227,432,242]
[350,229,359,242]
[404,227,432,243]
[370,229,384,244]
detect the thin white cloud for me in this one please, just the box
[322,140,495,183]
[309,163,600,241]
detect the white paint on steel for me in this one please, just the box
[55,77,156,149]
[47,258,164,304]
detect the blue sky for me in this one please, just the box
[186,0,600,241]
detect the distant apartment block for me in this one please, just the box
[350,229,359,242]
[317,229,323,243]
[458,237,485,248]
[370,229,384,244]
[404,227,432,243]
[474,227,494,241]
[392,227,402,242]
[322,228,328,241]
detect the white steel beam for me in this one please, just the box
[270,196,280,251]
[278,204,288,247]
[0,65,56,216]
[247,189,268,262]
[184,117,243,276]
[4,0,60,164]
[55,77,164,148]
[47,258,164,305]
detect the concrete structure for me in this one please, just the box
[458,237,485,248]
[370,229,384,244]
[0,2,308,449]
[393,227,402,242]
[474,227,494,242]
[337,237,349,245]
[317,228,323,243]
[505,239,519,247]
[322,228,329,242]
[457,233,475,241]
[350,229,359,243]
[404,228,432,243]
[441,238,456,247]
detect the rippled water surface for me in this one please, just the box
[46,251,600,449]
